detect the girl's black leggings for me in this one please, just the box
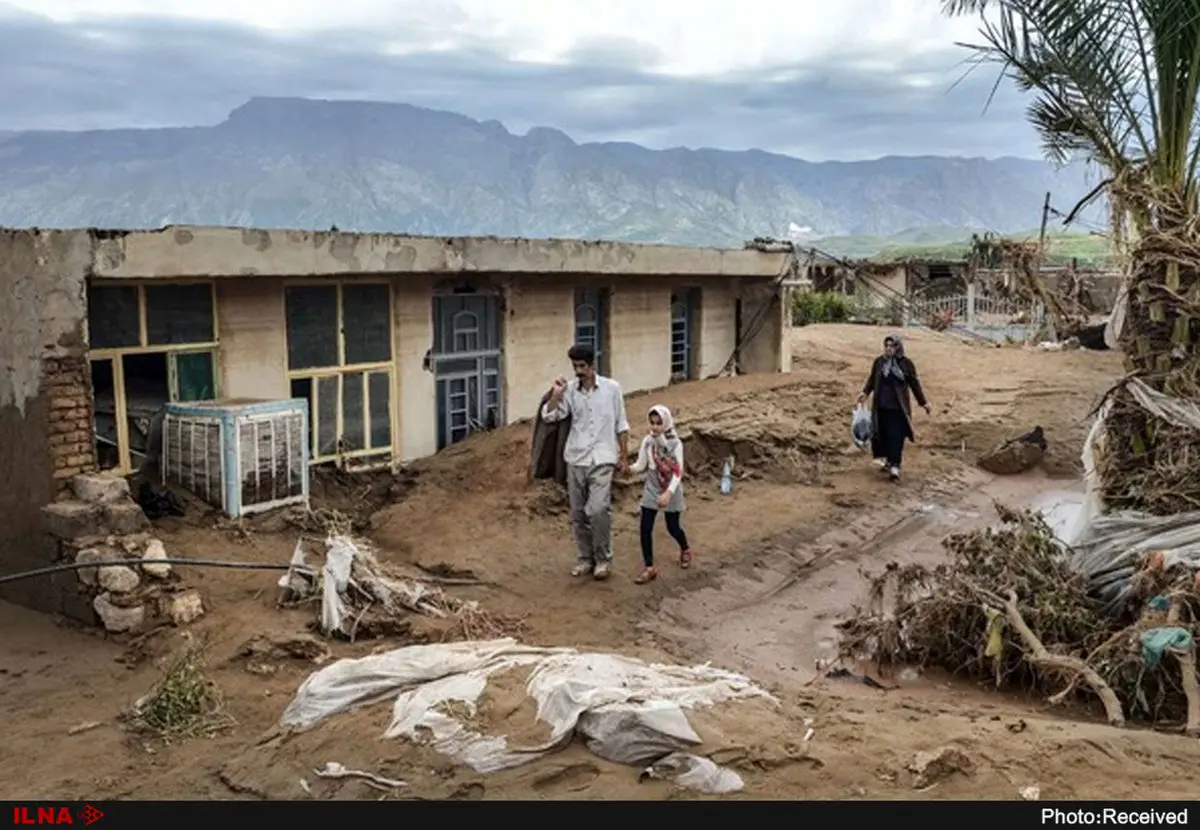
[639,507,689,567]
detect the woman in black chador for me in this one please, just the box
[857,333,930,482]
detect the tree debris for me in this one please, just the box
[838,505,1200,730]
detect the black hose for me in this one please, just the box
[0,558,316,586]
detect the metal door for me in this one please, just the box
[574,288,608,375]
[432,295,503,449]
[670,291,693,381]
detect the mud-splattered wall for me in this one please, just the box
[0,229,96,610]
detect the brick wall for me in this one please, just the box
[0,228,94,611]
[44,355,97,489]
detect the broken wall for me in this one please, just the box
[0,229,96,611]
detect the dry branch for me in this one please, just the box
[838,505,1200,731]
[995,588,1124,727]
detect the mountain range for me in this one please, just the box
[0,96,1106,251]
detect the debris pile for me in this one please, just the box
[838,505,1200,732]
[1097,376,1200,515]
[41,473,205,633]
[678,383,851,483]
[279,534,525,643]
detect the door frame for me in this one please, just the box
[431,291,505,450]
[573,287,611,376]
[669,288,700,382]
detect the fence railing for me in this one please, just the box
[902,285,1045,342]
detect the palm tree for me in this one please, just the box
[943,0,1200,512]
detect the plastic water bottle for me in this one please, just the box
[719,457,733,495]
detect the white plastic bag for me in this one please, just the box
[851,406,872,449]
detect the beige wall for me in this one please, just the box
[216,277,288,400]
[697,280,738,378]
[609,283,672,393]
[93,226,790,281]
[394,278,436,463]
[503,279,575,425]
[740,281,791,374]
[208,271,787,468]
[214,275,439,465]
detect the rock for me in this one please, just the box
[97,564,140,594]
[141,539,172,578]
[72,473,131,505]
[238,633,331,664]
[93,592,145,633]
[163,590,205,625]
[120,533,153,554]
[977,440,1046,475]
[74,548,110,586]
[1020,785,1041,801]
[107,590,146,608]
[103,501,150,535]
[42,501,102,540]
[908,747,973,789]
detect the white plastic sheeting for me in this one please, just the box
[640,752,744,794]
[1105,285,1126,352]
[320,537,357,635]
[279,638,775,792]
[1066,375,1200,615]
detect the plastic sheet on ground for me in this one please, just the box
[1064,374,1200,615]
[640,752,744,794]
[279,638,776,792]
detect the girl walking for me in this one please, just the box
[629,405,694,584]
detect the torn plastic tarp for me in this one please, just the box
[320,536,357,635]
[1065,376,1200,616]
[279,638,776,792]
[640,752,744,794]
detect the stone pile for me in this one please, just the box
[41,473,205,633]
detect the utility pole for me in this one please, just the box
[1037,190,1052,251]
[1035,190,1055,339]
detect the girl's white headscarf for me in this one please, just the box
[649,404,677,443]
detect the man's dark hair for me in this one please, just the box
[567,343,596,365]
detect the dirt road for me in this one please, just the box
[9,324,1196,801]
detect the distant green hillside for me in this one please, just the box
[815,227,1117,267]
[810,226,975,259]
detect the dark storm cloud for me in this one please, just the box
[0,4,1041,160]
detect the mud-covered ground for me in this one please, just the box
[9,325,1188,802]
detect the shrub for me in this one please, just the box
[792,291,856,326]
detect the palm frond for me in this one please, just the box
[946,0,1200,219]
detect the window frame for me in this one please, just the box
[283,279,396,469]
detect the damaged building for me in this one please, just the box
[0,225,795,617]
[798,249,970,319]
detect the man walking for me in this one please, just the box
[541,343,630,580]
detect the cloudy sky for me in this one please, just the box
[0,0,1040,161]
